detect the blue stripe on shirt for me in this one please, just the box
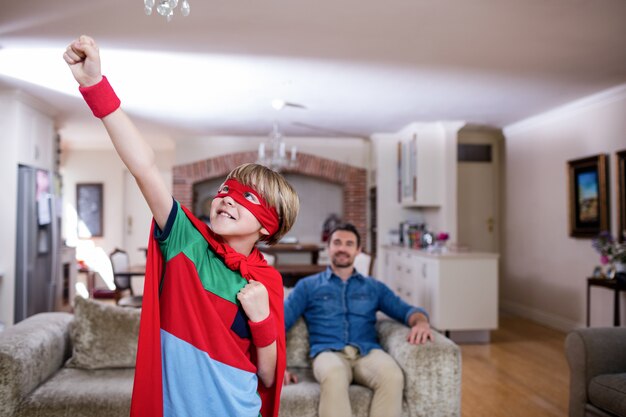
[161,329,261,417]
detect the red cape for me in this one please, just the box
[130,205,286,417]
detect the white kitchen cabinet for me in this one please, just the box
[382,246,498,332]
[15,95,56,171]
[381,249,415,305]
[394,251,418,306]
[398,132,445,207]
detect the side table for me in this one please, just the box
[587,277,626,327]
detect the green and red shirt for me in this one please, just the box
[130,200,285,417]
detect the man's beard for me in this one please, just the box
[331,253,353,268]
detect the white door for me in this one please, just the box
[457,131,502,253]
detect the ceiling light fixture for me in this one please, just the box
[144,0,190,21]
[271,99,286,111]
[257,121,297,172]
[271,98,307,110]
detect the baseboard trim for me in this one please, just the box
[500,300,582,333]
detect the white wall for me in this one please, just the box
[502,84,626,331]
[61,148,175,260]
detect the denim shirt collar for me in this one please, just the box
[322,265,365,282]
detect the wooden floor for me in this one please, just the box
[460,315,569,417]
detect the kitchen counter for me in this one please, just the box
[382,245,499,341]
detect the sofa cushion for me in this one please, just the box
[588,373,626,417]
[17,367,134,417]
[279,379,374,417]
[66,297,140,370]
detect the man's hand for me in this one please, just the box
[237,280,270,323]
[62,35,102,87]
[407,312,433,345]
[283,370,298,386]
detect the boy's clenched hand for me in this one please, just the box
[237,280,270,322]
[63,35,102,87]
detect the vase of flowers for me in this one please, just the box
[432,232,449,253]
[592,231,626,279]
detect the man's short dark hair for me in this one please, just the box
[328,223,361,248]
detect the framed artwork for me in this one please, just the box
[567,154,609,238]
[617,150,626,243]
[76,183,103,238]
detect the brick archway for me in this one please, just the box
[172,152,367,246]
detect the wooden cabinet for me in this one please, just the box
[381,247,498,332]
[398,132,445,207]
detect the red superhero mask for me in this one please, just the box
[215,179,280,237]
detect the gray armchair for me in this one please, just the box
[565,327,626,417]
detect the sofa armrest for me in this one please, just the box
[376,320,461,417]
[0,312,73,417]
[564,327,626,417]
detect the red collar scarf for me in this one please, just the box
[216,179,280,238]
[130,204,286,417]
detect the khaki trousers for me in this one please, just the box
[312,346,404,417]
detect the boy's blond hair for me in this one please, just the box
[226,163,299,245]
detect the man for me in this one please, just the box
[283,223,432,417]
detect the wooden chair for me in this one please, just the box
[89,248,118,302]
[109,248,143,308]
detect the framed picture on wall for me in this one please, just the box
[76,183,103,238]
[617,149,626,243]
[567,154,609,238]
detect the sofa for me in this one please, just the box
[0,297,139,417]
[0,297,461,417]
[565,327,626,417]
[282,317,462,417]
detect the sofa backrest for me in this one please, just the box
[0,312,72,417]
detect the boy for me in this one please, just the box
[63,35,299,417]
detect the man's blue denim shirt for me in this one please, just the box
[284,267,429,357]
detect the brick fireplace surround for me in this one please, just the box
[172,152,367,247]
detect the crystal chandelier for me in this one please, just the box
[144,0,190,21]
[257,121,297,172]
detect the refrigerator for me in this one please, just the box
[14,165,61,323]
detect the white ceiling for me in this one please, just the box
[1,0,625,145]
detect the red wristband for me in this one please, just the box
[78,76,121,118]
[249,314,277,347]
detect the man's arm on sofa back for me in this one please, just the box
[377,319,461,417]
[0,312,73,417]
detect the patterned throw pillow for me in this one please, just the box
[65,296,140,369]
